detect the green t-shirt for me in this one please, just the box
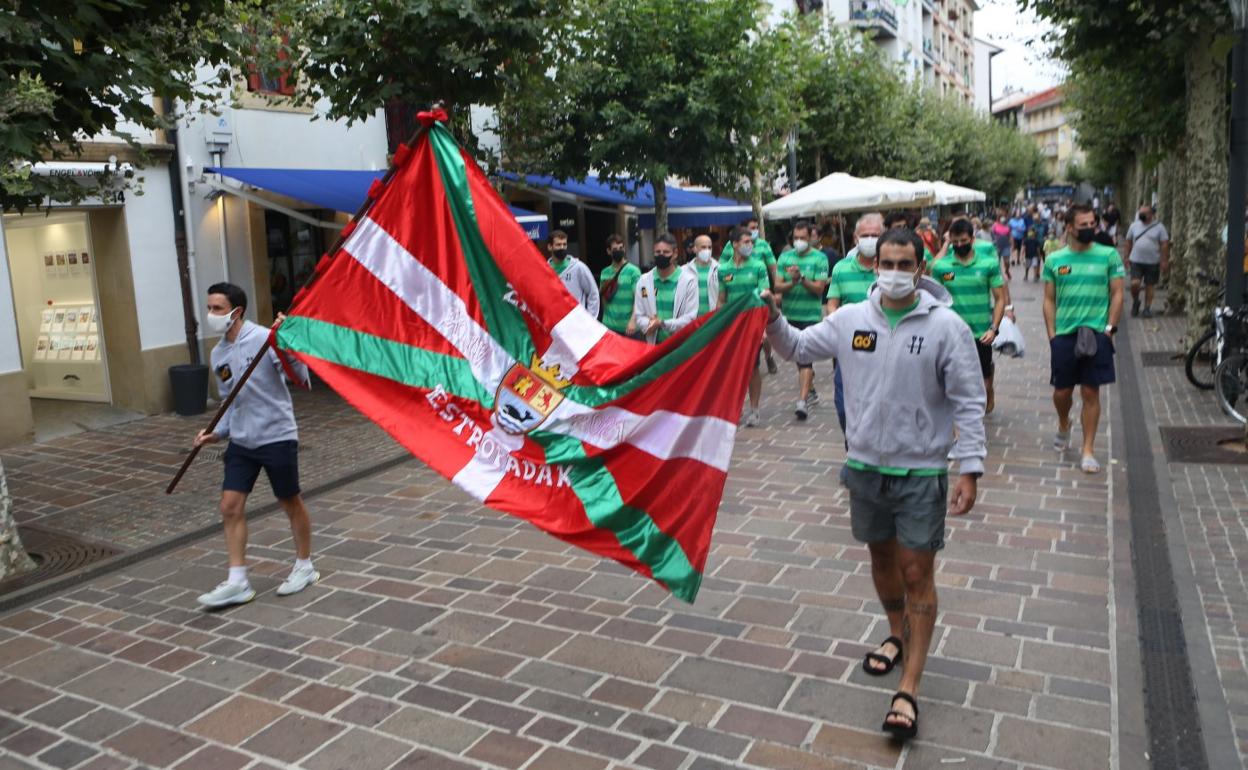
[600,262,641,334]
[695,262,713,314]
[719,257,770,305]
[776,248,829,323]
[828,255,876,306]
[653,270,680,342]
[720,239,775,269]
[930,243,1004,336]
[1042,243,1125,335]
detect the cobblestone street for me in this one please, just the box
[0,277,1240,769]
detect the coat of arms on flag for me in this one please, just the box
[496,357,570,434]
[273,110,767,602]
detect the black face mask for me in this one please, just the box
[1139,212,1151,222]
[610,248,625,260]
[953,242,973,257]
[552,248,568,261]
[1075,228,1096,244]
[653,255,673,269]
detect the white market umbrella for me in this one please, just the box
[921,180,987,205]
[763,172,935,219]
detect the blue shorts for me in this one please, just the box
[1049,331,1116,389]
[223,440,301,499]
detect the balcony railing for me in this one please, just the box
[850,0,899,38]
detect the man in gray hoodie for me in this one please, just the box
[193,283,316,609]
[765,228,986,741]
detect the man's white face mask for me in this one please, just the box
[204,308,237,335]
[876,269,918,300]
[857,236,879,259]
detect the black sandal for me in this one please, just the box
[882,691,919,740]
[862,635,903,676]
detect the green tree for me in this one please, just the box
[266,0,567,154]
[0,0,238,209]
[1021,0,1232,333]
[499,0,762,234]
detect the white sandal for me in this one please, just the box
[1080,455,1101,474]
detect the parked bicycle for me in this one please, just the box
[1184,272,1230,390]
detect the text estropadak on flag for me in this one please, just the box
[274,117,767,602]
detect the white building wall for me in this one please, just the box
[174,82,388,326]
[123,166,186,351]
[0,231,22,376]
[973,39,998,113]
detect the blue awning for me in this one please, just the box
[208,166,548,239]
[499,172,751,229]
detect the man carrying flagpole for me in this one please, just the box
[192,282,317,609]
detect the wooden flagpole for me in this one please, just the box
[164,111,445,495]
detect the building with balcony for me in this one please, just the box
[992,85,1085,183]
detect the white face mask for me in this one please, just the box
[876,269,918,300]
[736,243,754,258]
[792,239,809,253]
[696,248,712,263]
[750,229,760,239]
[204,308,237,335]
[857,236,879,259]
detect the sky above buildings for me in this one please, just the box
[974,0,1064,99]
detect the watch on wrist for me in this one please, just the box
[1105,324,1117,334]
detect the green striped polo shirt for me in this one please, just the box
[930,243,1004,336]
[695,262,713,314]
[718,257,770,305]
[653,269,680,342]
[1042,243,1125,335]
[828,254,876,306]
[599,262,640,333]
[776,248,829,323]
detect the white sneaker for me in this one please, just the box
[744,409,760,428]
[277,564,320,596]
[197,581,255,609]
[795,400,808,421]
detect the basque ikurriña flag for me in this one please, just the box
[273,114,766,602]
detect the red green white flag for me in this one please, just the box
[274,116,766,602]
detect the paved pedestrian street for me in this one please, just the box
[0,277,1234,769]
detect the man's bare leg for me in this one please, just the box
[865,540,905,672]
[749,369,762,410]
[1053,387,1074,441]
[278,494,312,560]
[1080,385,1101,457]
[887,547,938,729]
[798,367,815,402]
[221,490,249,567]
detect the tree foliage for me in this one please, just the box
[0,0,239,208]
[269,0,566,145]
[499,0,762,233]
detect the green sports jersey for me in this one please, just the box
[719,257,770,305]
[600,262,641,333]
[930,244,1004,336]
[1042,244,1125,335]
[720,239,775,269]
[653,270,680,342]
[776,248,829,323]
[695,262,713,314]
[828,255,876,306]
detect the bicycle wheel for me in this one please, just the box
[1215,353,1248,424]
[1185,328,1217,390]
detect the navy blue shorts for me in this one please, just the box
[223,440,301,499]
[1050,331,1116,389]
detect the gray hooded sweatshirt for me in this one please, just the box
[211,320,309,450]
[766,276,987,476]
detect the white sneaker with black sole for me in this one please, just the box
[197,581,256,609]
[795,399,808,421]
[277,564,320,596]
